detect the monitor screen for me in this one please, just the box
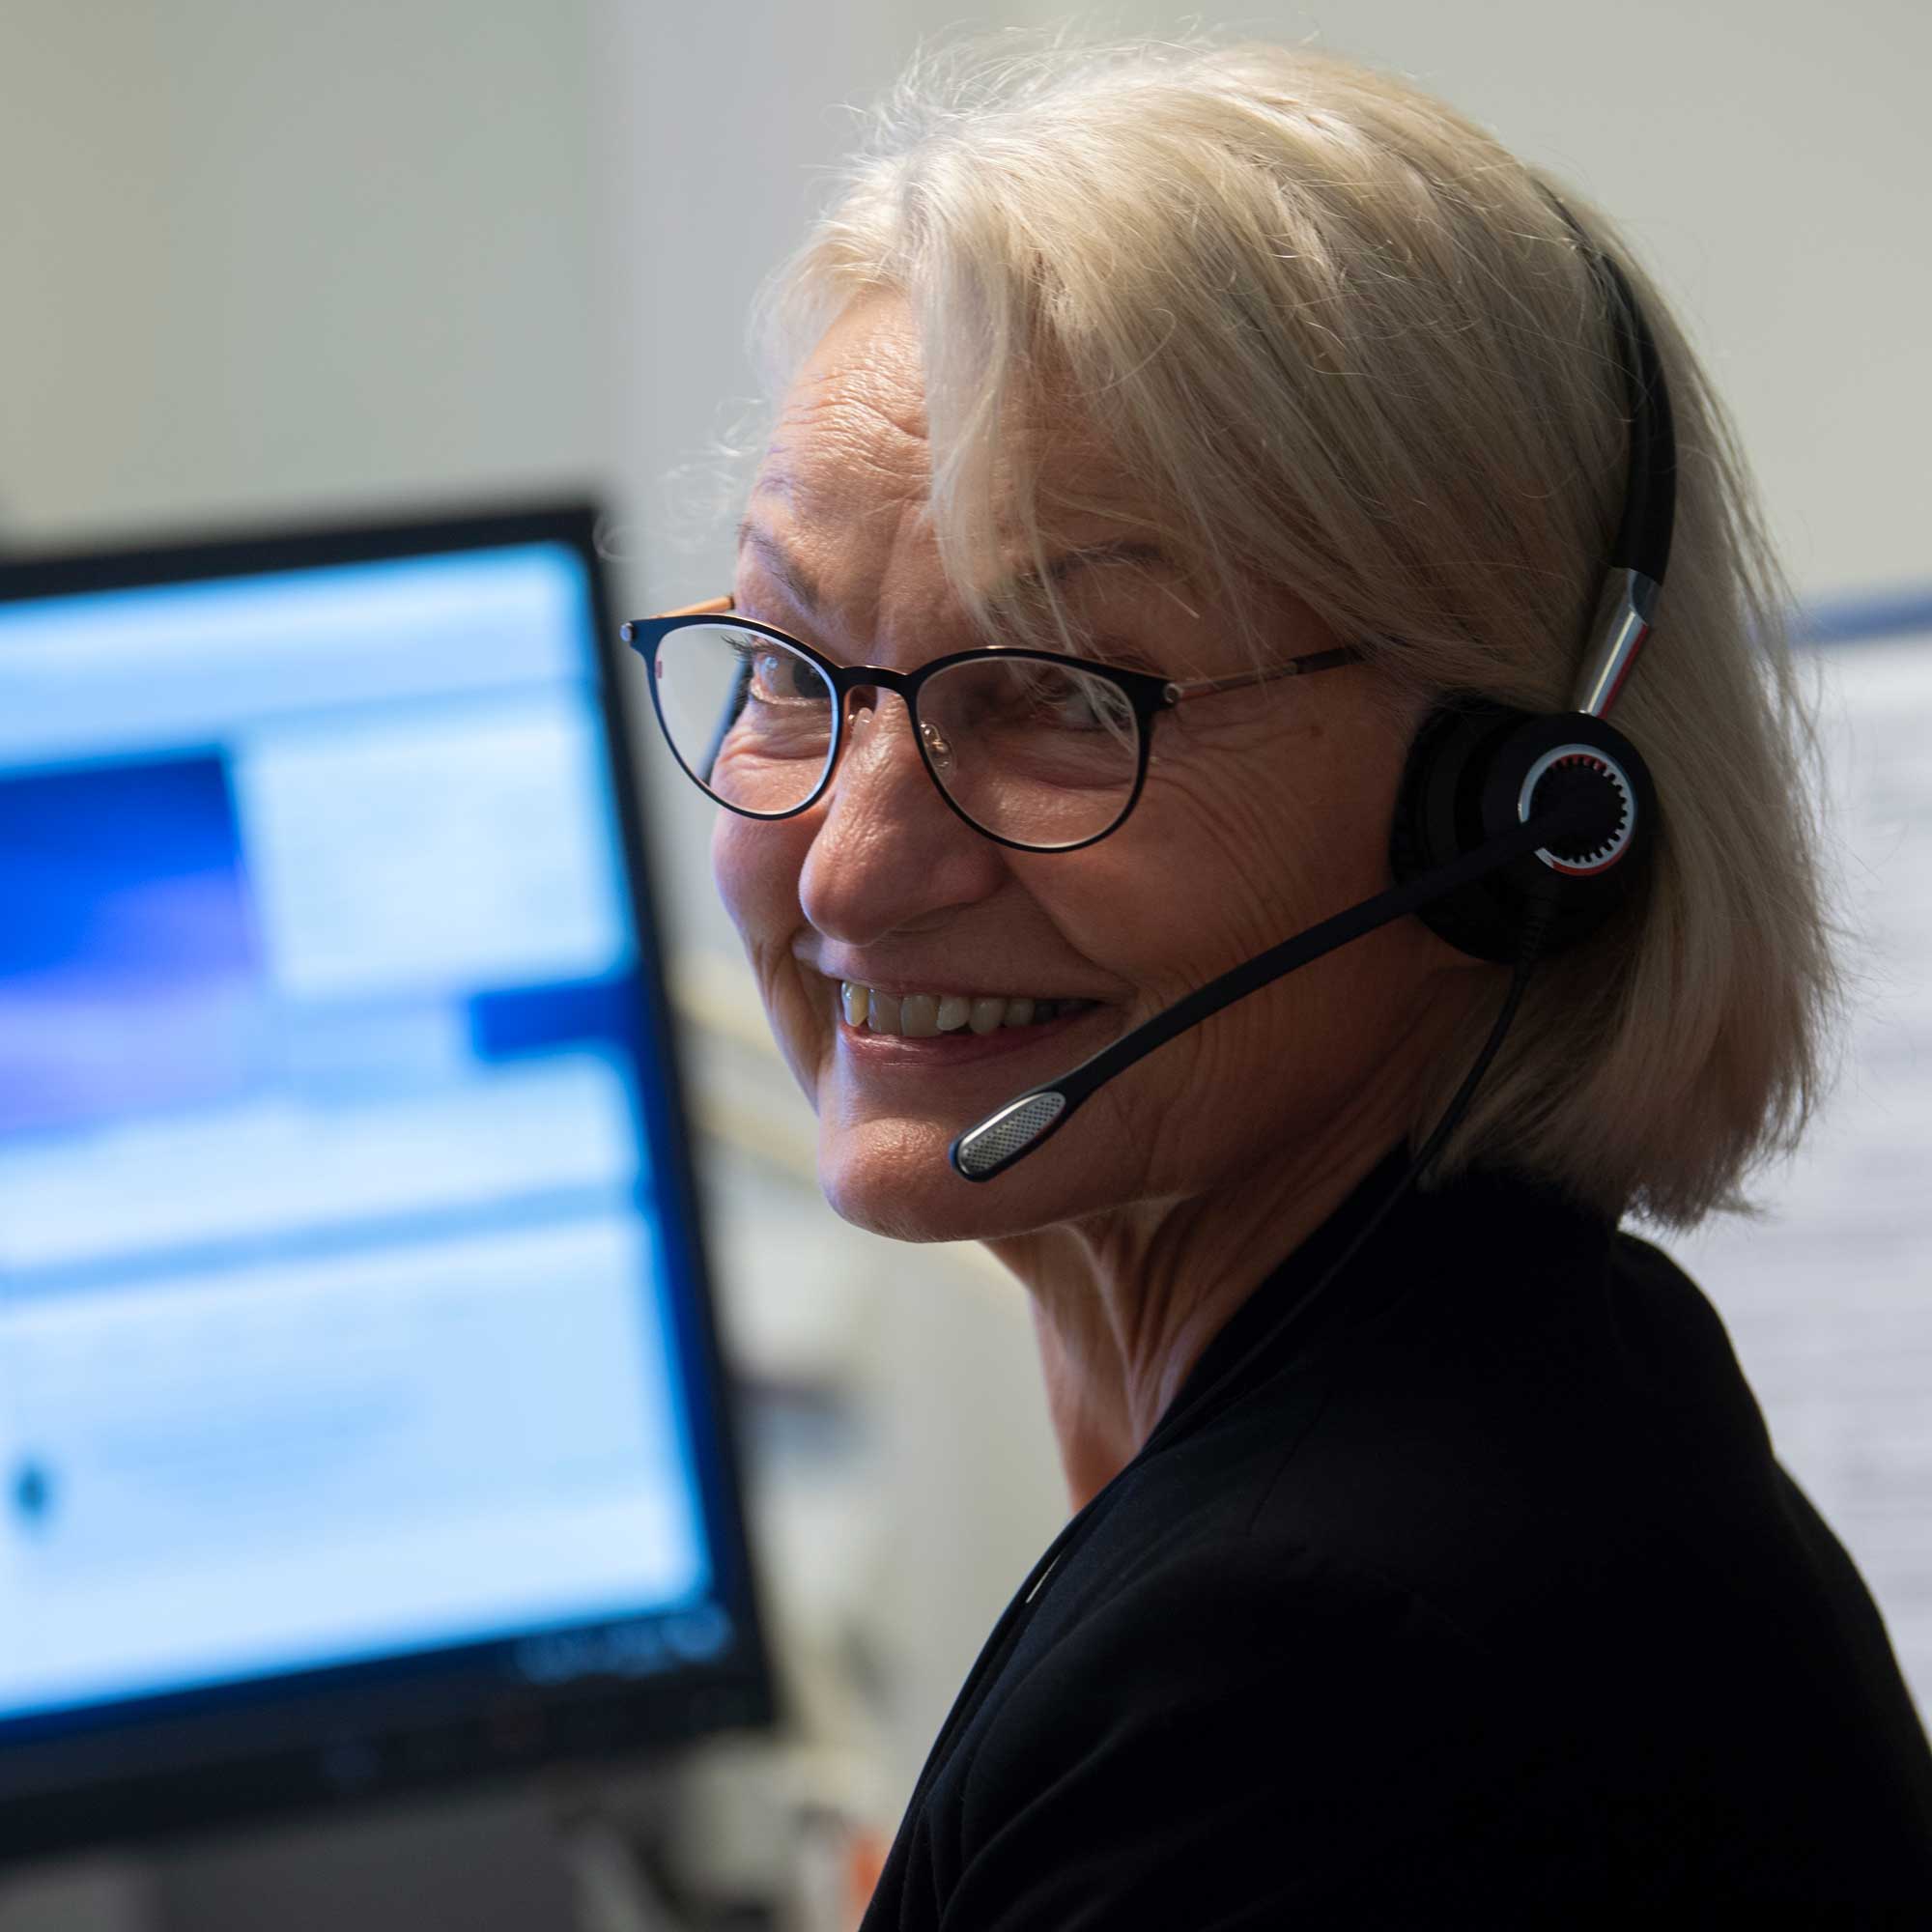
[0,506,770,1858]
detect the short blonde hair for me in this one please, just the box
[750,36,1841,1230]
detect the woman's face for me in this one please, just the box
[716,296,1473,1243]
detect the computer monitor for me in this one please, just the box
[0,504,772,1861]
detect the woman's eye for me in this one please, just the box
[1046,682,1102,727]
[741,646,825,704]
[1034,669,1129,732]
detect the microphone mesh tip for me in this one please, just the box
[953,1092,1067,1179]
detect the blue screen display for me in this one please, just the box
[0,542,719,1724]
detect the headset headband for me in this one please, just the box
[1542,190,1678,719]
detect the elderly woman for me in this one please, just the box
[628,40,1932,1921]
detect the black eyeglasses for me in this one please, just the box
[621,597,1364,854]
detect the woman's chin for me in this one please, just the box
[813,1113,1064,1245]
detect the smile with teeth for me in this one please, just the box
[839,981,1099,1037]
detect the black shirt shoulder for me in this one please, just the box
[862,1159,1932,1926]
[939,1528,1605,1928]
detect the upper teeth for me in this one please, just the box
[839,981,1087,1037]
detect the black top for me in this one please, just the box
[861,1151,1932,1926]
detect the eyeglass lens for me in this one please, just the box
[650,622,1143,849]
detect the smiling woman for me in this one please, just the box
[630,34,1932,1924]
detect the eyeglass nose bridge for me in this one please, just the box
[820,672,953,810]
[828,660,959,760]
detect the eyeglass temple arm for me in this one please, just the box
[1163,644,1365,701]
[646,593,735,620]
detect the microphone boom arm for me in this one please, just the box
[948,794,1599,1182]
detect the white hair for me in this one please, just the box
[748,35,1842,1230]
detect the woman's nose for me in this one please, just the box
[798,695,1006,947]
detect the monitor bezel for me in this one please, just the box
[0,500,777,1861]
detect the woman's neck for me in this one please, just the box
[983,1104,1409,1513]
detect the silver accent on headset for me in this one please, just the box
[1572,568,1661,720]
[1519,745,1636,877]
[952,1092,1067,1180]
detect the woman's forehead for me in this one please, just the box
[737,506,1193,637]
[751,295,1169,571]
[760,316,927,498]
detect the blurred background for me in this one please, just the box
[0,2,1925,1926]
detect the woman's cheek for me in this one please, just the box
[713,807,810,948]
[711,810,828,1099]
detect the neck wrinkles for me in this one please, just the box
[985,1113,1416,1512]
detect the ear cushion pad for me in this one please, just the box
[1389,698,1654,963]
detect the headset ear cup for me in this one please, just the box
[1390,699,1655,963]
[1480,710,1655,953]
[1389,701,1537,962]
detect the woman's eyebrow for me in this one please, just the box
[734,519,1180,617]
[735,519,823,615]
[1009,539,1179,601]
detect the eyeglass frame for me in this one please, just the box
[620,594,1367,856]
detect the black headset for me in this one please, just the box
[1387,210,1676,963]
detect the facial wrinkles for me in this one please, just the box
[755,316,1210,678]
[749,326,935,647]
[1045,699,1353,1204]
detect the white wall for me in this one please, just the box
[0,0,598,544]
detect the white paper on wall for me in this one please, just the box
[1671,629,1932,1719]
